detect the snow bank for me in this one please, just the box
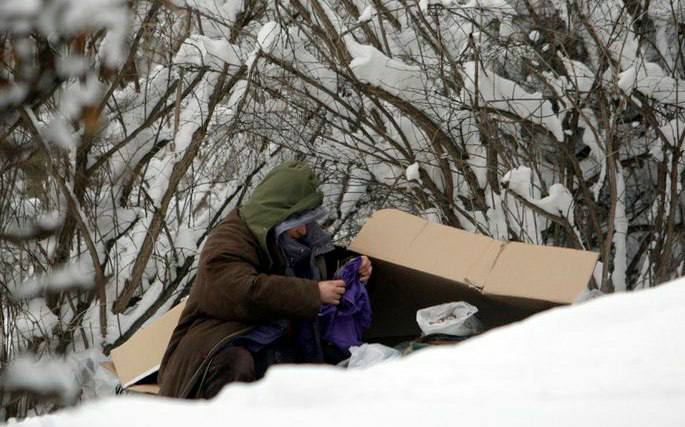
[459,0,517,38]
[15,277,685,426]
[12,298,60,339]
[558,54,596,93]
[658,118,685,148]
[257,21,280,52]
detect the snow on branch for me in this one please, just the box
[0,354,80,404]
[461,61,564,141]
[13,262,94,300]
[0,211,63,244]
[501,166,575,222]
[0,0,129,68]
[619,62,685,105]
[347,38,426,104]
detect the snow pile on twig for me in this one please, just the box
[1,355,80,404]
[619,62,685,105]
[461,61,564,141]
[347,38,425,104]
[405,162,421,183]
[14,262,94,299]
[502,166,575,221]
[0,0,129,67]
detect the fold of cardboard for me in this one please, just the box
[350,209,599,305]
[127,384,161,394]
[110,301,186,389]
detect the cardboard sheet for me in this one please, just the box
[351,209,599,339]
[351,209,598,301]
[484,242,600,303]
[110,301,186,389]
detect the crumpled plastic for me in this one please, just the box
[345,343,401,369]
[416,301,482,337]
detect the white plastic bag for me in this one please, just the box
[346,343,401,369]
[416,301,482,337]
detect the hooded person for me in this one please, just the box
[158,161,372,399]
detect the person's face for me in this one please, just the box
[286,223,307,240]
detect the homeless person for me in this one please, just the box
[158,161,373,399]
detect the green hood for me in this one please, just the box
[239,160,323,257]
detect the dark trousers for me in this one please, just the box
[193,336,300,399]
[192,346,256,399]
[193,337,348,399]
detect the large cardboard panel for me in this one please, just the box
[110,301,186,388]
[351,209,598,309]
[484,242,599,303]
[350,209,498,288]
[349,207,428,263]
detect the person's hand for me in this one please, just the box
[358,256,372,283]
[319,280,346,305]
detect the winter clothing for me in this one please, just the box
[188,335,305,399]
[234,218,335,355]
[239,161,324,260]
[157,209,321,398]
[273,206,328,238]
[159,161,325,398]
[278,220,334,280]
[190,346,255,399]
[158,161,345,399]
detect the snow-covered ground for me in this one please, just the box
[12,278,685,427]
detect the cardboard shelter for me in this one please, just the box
[109,208,599,393]
[350,209,599,341]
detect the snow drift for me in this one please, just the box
[12,277,685,427]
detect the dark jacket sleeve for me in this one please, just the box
[194,219,321,323]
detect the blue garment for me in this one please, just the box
[319,257,372,352]
[232,320,289,353]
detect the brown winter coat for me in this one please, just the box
[158,209,321,398]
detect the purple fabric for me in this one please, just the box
[319,257,372,352]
